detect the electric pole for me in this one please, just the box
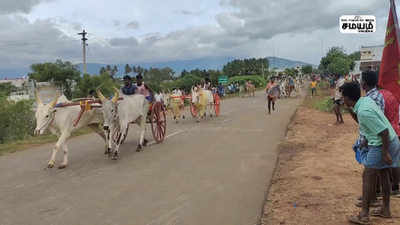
[78,29,88,74]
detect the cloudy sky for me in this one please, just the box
[0,0,395,75]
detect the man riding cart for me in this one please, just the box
[122,74,154,102]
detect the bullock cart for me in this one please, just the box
[185,93,221,118]
[55,97,167,144]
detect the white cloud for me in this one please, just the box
[126,21,139,30]
[0,0,53,14]
[0,0,395,75]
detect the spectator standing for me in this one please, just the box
[343,82,400,224]
[334,74,345,124]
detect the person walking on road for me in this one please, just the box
[265,78,279,114]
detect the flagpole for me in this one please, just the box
[390,0,400,47]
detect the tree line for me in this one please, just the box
[27,57,274,97]
[223,58,268,77]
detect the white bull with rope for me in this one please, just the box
[191,86,214,122]
[97,88,149,160]
[34,92,106,169]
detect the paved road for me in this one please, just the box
[0,92,302,225]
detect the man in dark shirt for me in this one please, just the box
[121,75,136,95]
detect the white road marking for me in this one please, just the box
[224,109,235,115]
[148,130,185,146]
[221,118,233,123]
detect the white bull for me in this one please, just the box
[279,79,288,98]
[169,92,185,123]
[191,87,214,122]
[97,88,149,159]
[34,92,106,169]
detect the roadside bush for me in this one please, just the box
[0,98,35,144]
[313,97,334,112]
[228,75,266,88]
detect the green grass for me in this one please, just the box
[303,81,334,112]
[313,97,334,112]
[0,127,93,155]
[303,81,347,113]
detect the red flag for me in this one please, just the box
[379,0,400,100]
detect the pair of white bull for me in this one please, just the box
[190,87,215,122]
[164,88,215,123]
[34,87,213,168]
[34,88,148,168]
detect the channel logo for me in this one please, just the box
[340,15,376,33]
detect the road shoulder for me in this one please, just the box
[261,105,400,225]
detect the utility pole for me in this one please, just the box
[78,29,88,74]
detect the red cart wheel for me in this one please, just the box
[151,102,167,143]
[190,102,198,118]
[213,93,220,117]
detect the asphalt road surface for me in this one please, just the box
[0,91,303,225]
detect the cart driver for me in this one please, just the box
[121,75,136,95]
[135,74,154,102]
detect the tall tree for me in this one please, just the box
[301,65,313,75]
[110,65,118,79]
[99,67,106,74]
[106,65,112,73]
[181,69,189,77]
[124,64,132,75]
[73,73,117,98]
[29,59,80,98]
[319,47,357,75]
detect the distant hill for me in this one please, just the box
[0,56,314,79]
[266,57,313,69]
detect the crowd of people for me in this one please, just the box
[296,72,400,224]
[326,71,400,224]
[264,76,303,114]
[226,83,240,94]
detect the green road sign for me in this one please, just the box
[218,76,228,84]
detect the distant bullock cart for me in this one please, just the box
[189,87,220,122]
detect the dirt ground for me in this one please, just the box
[261,100,400,225]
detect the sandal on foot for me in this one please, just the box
[371,209,392,218]
[348,215,370,225]
[355,200,381,208]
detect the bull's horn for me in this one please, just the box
[49,93,60,108]
[96,89,106,102]
[35,90,43,105]
[111,87,119,103]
